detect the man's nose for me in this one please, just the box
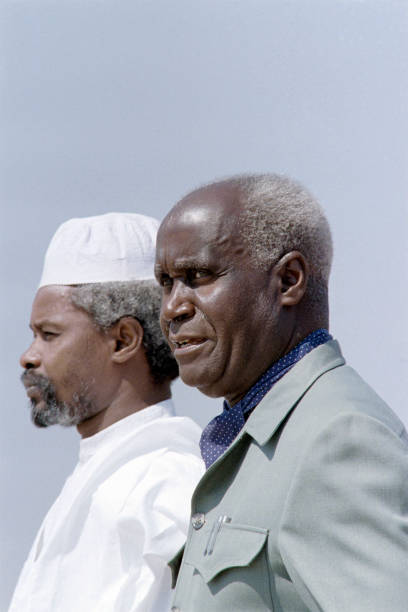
[20,344,41,369]
[161,280,195,323]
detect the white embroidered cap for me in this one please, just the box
[39,212,160,287]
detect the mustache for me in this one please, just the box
[21,369,96,428]
[21,370,58,409]
[21,370,61,428]
[21,370,52,391]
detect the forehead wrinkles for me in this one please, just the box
[31,289,75,323]
[162,227,238,275]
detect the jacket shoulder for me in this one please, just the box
[299,363,406,438]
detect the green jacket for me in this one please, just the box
[170,341,408,611]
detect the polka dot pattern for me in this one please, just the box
[199,329,332,468]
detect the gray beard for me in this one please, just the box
[21,370,97,428]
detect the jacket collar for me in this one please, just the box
[244,339,345,447]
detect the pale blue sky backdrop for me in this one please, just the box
[1,0,407,607]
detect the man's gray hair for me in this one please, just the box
[237,173,332,279]
[222,173,332,317]
[71,281,178,384]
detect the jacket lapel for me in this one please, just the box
[245,339,345,447]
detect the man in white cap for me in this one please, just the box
[9,213,204,612]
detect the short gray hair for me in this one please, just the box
[71,281,178,384]
[237,174,332,276]
[195,173,332,317]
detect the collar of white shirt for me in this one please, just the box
[79,399,175,463]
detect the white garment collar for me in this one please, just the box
[79,399,175,463]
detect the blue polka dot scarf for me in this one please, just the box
[199,328,332,468]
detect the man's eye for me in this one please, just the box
[160,276,173,288]
[42,331,57,340]
[192,269,209,280]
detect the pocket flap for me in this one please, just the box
[187,522,268,583]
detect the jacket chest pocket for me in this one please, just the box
[185,520,268,583]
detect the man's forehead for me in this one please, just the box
[156,219,219,266]
[156,215,249,279]
[166,204,211,229]
[160,183,242,238]
[31,285,77,319]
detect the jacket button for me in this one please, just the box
[191,512,205,530]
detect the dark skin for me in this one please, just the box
[155,183,325,405]
[20,285,172,438]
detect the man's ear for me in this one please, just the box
[109,317,144,364]
[274,251,309,306]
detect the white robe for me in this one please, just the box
[9,400,204,611]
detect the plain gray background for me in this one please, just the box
[1,0,407,608]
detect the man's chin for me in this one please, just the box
[178,367,206,390]
[30,399,72,428]
[30,398,59,427]
[179,368,224,399]
[30,397,97,428]
[31,403,53,428]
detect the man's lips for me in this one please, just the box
[25,385,43,401]
[170,336,207,351]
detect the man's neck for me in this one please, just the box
[226,329,332,413]
[77,382,172,439]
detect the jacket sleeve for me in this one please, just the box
[278,412,408,612]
